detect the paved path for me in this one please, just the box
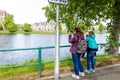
[40,64,120,80]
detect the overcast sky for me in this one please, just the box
[0,0,49,24]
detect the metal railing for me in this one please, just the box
[0,45,70,77]
[0,43,120,77]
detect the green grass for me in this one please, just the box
[96,55,114,62]
[0,30,54,34]
[0,55,114,78]
[0,59,38,78]
[0,30,67,34]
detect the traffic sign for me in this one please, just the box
[48,0,68,5]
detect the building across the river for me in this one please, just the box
[31,21,67,32]
[0,10,6,23]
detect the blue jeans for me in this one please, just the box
[86,53,95,71]
[72,53,84,75]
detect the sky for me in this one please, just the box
[0,0,49,24]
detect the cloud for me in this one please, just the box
[0,0,48,24]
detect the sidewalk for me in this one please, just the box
[40,64,120,80]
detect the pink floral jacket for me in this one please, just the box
[68,33,84,54]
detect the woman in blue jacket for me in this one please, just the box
[85,31,98,73]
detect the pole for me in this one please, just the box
[54,1,60,80]
[38,48,42,77]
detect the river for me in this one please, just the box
[0,34,107,65]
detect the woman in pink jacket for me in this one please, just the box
[68,27,85,79]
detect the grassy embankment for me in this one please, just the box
[0,55,114,78]
[0,30,67,34]
[0,30,105,34]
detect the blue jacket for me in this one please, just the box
[86,34,98,49]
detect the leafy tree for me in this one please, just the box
[7,22,18,32]
[43,0,120,54]
[3,14,14,29]
[22,23,32,32]
[3,14,18,32]
[99,24,104,32]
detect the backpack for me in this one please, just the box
[76,38,87,54]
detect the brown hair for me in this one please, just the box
[89,31,94,36]
[74,27,83,34]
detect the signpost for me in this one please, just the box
[48,0,67,80]
[48,0,68,5]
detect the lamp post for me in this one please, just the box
[48,0,67,80]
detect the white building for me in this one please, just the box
[31,21,67,32]
[0,10,6,23]
[0,10,6,30]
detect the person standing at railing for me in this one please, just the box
[85,31,98,73]
[80,35,97,61]
[68,27,85,79]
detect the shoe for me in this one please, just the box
[85,69,90,73]
[79,72,85,76]
[72,74,80,79]
[90,69,95,72]
[80,57,84,61]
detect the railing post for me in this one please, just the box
[38,48,42,77]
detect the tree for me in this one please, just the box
[99,24,104,32]
[3,14,18,32]
[22,23,32,32]
[3,14,14,29]
[7,22,18,32]
[43,0,120,54]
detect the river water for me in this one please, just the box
[0,34,106,65]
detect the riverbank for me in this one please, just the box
[0,30,67,34]
[0,30,105,34]
[0,54,120,79]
